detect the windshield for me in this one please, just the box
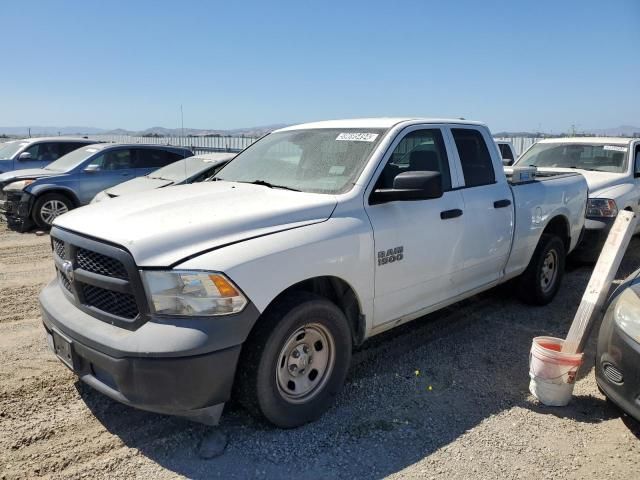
[215,128,386,194]
[45,146,102,171]
[518,142,629,173]
[148,156,216,182]
[0,141,28,159]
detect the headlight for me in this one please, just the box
[586,198,618,218]
[91,191,110,203]
[141,270,247,316]
[613,286,640,340]
[3,179,35,192]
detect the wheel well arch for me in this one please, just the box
[258,276,365,346]
[543,215,570,252]
[32,188,80,208]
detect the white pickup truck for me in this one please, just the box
[40,118,588,428]
[515,137,640,261]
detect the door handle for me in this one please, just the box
[440,209,463,220]
[493,199,511,208]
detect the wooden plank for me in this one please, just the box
[562,210,638,354]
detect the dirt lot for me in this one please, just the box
[1,223,639,479]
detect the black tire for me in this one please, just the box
[517,234,565,305]
[235,292,352,428]
[32,193,74,229]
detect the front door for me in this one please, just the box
[77,148,137,204]
[365,126,465,327]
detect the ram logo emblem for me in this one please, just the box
[377,246,404,266]
[62,260,74,283]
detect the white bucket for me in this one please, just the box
[529,336,584,406]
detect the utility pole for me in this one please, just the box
[180,105,184,138]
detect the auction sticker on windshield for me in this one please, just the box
[603,145,628,152]
[336,133,379,142]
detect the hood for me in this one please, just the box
[534,167,627,195]
[54,181,337,266]
[104,176,173,197]
[0,168,58,184]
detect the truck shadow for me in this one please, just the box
[78,237,640,479]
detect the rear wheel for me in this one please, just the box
[32,193,73,228]
[517,234,565,305]
[235,292,352,428]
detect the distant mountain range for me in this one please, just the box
[1,124,639,138]
[0,124,288,137]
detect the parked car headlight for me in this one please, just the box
[141,270,247,316]
[613,286,640,340]
[3,179,35,192]
[586,198,618,218]
[91,191,110,203]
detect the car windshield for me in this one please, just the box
[215,128,386,194]
[148,156,216,182]
[45,145,103,171]
[0,141,29,159]
[518,142,629,173]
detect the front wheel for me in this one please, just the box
[517,234,565,305]
[235,292,352,428]
[32,193,73,228]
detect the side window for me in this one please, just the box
[452,129,495,188]
[635,145,640,173]
[376,129,451,190]
[88,149,133,170]
[499,144,514,161]
[135,149,175,169]
[60,142,85,156]
[25,142,61,161]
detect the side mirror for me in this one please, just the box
[371,171,443,204]
[502,158,514,167]
[18,152,32,161]
[84,164,100,173]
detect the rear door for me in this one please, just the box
[365,125,465,327]
[77,148,136,204]
[448,127,514,291]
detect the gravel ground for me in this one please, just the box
[1,223,639,479]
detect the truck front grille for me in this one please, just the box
[77,248,128,280]
[82,285,139,319]
[52,238,65,259]
[50,228,146,328]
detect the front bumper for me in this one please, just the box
[595,309,640,422]
[0,190,33,230]
[572,217,616,261]
[40,279,260,424]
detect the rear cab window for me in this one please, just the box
[451,128,495,188]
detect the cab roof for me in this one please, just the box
[276,117,486,131]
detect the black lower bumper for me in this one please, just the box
[42,321,240,424]
[572,218,616,262]
[596,312,640,422]
[40,279,260,425]
[0,192,33,231]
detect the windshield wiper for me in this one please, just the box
[240,179,301,192]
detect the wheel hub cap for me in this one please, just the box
[276,323,335,403]
[41,200,69,224]
[540,249,558,293]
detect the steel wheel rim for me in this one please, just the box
[40,200,68,224]
[540,249,558,293]
[275,323,336,403]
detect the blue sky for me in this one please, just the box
[2,0,638,132]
